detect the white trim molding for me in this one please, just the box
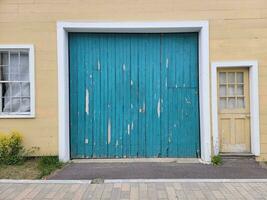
[211,61,260,156]
[57,21,211,162]
[0,44,35,118]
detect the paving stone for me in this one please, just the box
[121,183,130,192]
[130,183,139,200]
[147,183,158,200]
[110,187,121,200]
[120,191,130,199]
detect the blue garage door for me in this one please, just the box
[69,33,200,158]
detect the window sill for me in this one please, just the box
[0,114,35,119]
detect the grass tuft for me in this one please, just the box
[211,155,223,166]
[37,156,63,178]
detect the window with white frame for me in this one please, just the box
[0,46,34,117]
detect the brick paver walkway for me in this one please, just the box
[1,181,267,199]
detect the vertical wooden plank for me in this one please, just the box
[129,34,139,157]
[171,35,184,157]
[99,34,108,157]
[186,89,197,156]
[167,35,176,157]
[138,35,146,157]
[115,34,124,157]
[145,35,153,157]
[183,34,190,87]
[167,88,174,157]
[150,34,161,157]
[191,33,200,156]
[121,34,131,157]
[177,89,186,157]
[190,33,199,88]
[107,34,116,158]
[160,34,169,157]
[167,34,176,88]
[176,88,183,156]
[178,36,189,156]
[84,33,94,158]
[92,34,101,157]
[77,34,86,157]
[169,89,178,157]
[144,34,153,157]
[183,89,190,156]
[175,34,184,87]
[173,34,181,157]
[193,88,200,156]
[69,33,78,158]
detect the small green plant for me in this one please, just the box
[37,156,63,178]
[0,131,36,165]
[211,155,223,166]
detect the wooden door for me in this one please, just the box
[69,33,200,158]
[218,68,250,153]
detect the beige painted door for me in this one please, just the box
[218,68,250,153]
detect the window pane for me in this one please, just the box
[0,83,4,112]
[19,52,29,81]
[11,97,20,112]
[220,97,227,110]
[0,66,9,81]
[228,72,235,84]
[21,82,30,97]
[237,97,245,108]
[0,52,9,81]
[219,85,227,97]
[10,52,19,63]
[3,97,11,112]
[11,83,21,98]
[237,85,244,96]
[236,72,244,83]
[20,52,29,67]
[1,98,4,112]
[10,52,19,81]
[10,73,20,81]
[0,52,8,66]
[21,97,30,112]
[219,72,226,84]
[228,84,235,96]
[228,97,235,109]
[3,82,11,97]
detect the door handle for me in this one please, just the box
[245,114,250,118]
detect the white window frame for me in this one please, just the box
[57,21,211,162]
[0,45,35,118]
[211,61,260,156]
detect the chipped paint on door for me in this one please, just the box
[69,33,200,158]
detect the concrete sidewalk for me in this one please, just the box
[1,180,267,199]
[49,158,267,180]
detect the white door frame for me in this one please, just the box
[57,21,211,162]
[211,61,260,156]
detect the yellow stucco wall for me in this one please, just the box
[0,0,267,159]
